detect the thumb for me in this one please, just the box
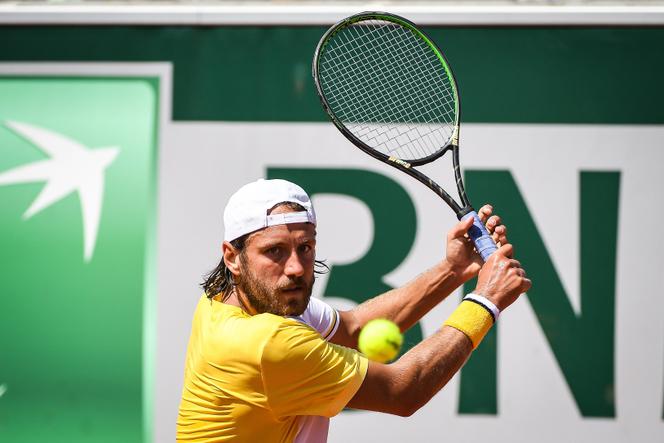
[498,243,513,258]
[449,216,474,240]
[491,243,514,260]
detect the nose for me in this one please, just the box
[284,249,305,278]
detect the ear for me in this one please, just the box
[222,241,242,277]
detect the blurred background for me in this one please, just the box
[1,1,663,442]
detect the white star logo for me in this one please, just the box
[0,121,119,261]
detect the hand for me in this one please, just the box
[473,244,531,311]
[445,204,509,282]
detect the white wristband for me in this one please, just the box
[463,294,500,322]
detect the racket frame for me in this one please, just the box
[312,11,474,218]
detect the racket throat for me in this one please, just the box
[456,205,476,220]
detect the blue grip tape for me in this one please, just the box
[461,210,498,262]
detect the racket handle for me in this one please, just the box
[461,211,498,262]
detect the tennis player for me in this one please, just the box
[176,178,530,442]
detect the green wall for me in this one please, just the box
[1,25,663,123]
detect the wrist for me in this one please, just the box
[443,300,494,349]
[463,293,500,322]
[472,286,504,311]
[438,259,466,287]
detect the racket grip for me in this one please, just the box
[461,211,498,262]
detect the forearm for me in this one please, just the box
[392,326,472,413]
[349,260,465,333]
[346,243,529,416]
[346,325,473,416]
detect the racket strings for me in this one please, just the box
[328,26,452,152]
[318,19,457,161]
[326,24,446,159]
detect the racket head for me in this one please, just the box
[313,11,461,166]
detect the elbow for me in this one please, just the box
[388,367,430,417]
[390,395,425,417]
[394,407,415,418]
[396,399,425,417]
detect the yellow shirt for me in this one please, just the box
[176,295,368,442]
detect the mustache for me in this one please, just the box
[277,277,309,291]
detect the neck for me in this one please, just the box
[224,289,258,315]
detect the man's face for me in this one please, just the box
[235,207,316,316]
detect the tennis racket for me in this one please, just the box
[312,11,497,261]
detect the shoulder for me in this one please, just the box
[249,312,321,354]
[193,296,296,350]
[259,319,368,418]
[259,314,334,367]
[290,297,340,340]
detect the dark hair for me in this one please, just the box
[200,202,329,299]
[200,235,247,300]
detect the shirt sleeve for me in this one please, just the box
[260,318,368,419]
[291,297,340,340]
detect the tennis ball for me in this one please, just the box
[358,318,403,363]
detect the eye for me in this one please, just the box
[265,246,283,258]
[298,243,314,255]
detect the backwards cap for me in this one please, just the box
[223,179,316,242]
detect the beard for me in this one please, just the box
[236,256,314,316]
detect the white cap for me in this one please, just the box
[223,179,316,242]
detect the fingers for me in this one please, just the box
[513,264,525,276]
[479,205,509,247]
[477,243,531,310]
[485,214,500,232]
[506,257,531,293]
[496,243,513,259]
[492,226,507,247]
[477,204,493,222]
[521,277,533,293]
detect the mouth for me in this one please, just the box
[280,285,303,294]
